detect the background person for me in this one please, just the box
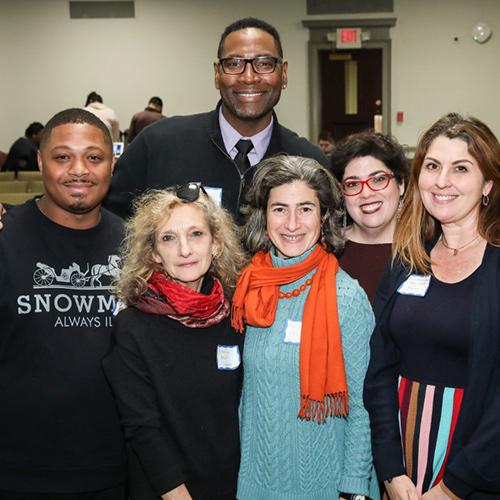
[0,108,126,498]
[2,121,44,172]
[330,131,409,304]
[126,96,165,144]
[103,184,247,500]
[364,113,500,499]
[232,155,378,500]
[84,91,121,141]
[104,17,325,221]
[318,129,335,158]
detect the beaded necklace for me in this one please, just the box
[279,276,314,299]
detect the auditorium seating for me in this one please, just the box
[0,172,15,181]
[0,171,44,205]
[0,193,37,205]
[17,171,42,182]
[0,181,29,193]
[28,180,45,193]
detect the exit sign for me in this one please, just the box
[336,28,362,49]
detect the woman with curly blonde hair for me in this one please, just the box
[103,183,247,500]
[115,186,246,303]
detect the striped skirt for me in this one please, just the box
[398,377,464,495]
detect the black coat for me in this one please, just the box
[363,244,500,499]
[103,300,244,500]
[2,136,38,171]
[104,102,326,221]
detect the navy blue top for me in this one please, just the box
[389,270,478,388]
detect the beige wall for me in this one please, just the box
[0,0,311,151]
[306,0,500,144]
[0,0,498,152]
[391,0,499,145]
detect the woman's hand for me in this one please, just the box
[161,483,193,500]
[0,203,5,230]
[421,483,459,500]
[384,474,419,500]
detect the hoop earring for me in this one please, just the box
[482,194,490,206]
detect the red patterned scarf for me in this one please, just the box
[135,271,229,328]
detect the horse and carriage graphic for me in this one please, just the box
[33,255,120,288]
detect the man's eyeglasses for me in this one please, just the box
[218,56,282,75]
[342,173,395,196]
[175,182,207,202]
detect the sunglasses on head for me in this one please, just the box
[175,182,207,202]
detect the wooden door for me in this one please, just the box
[319,48,382,141]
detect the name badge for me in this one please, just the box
[204,186,223,207]
[284,320,302,344]
[217,345,241,370]
[112,297,127,316]
[397,274,431,297]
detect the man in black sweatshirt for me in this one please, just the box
[0,109,127,499]
[104,17,326,222]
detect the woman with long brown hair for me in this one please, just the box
[364,113,500,500]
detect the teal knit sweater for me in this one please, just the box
[237,247,378,500]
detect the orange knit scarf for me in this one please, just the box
[231,245,348,423]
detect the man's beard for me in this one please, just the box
[67,200,96,214]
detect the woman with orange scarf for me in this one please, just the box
[233,155,379,500]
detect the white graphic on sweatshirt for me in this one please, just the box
[32,255,120,290]
[18,256,121,327]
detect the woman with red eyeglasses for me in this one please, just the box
[330,132,409,304]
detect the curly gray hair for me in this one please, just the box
[241,155,345,255]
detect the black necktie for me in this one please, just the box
[234,139,253,173]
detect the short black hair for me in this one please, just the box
[85,91,103,106]
[217,17,283,58]
[330,131,409,185]
[318,130,334,143]
[40,108,113,152]
[25,122,44,138]
[149,96,163,108]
